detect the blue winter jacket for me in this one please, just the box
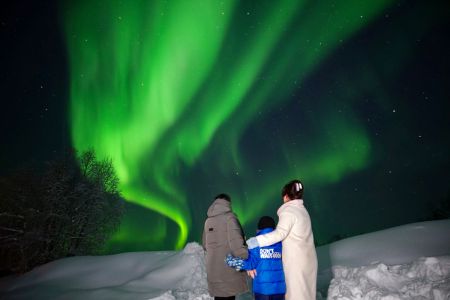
[242,228,286,295]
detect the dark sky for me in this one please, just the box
[1,0,449,252]
[1,0,70,169]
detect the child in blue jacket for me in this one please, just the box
[226,216,286,300]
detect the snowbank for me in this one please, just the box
[0,243,217,300]
[316,219,450,295]
[0,220,449,299]
[328,256,450,299]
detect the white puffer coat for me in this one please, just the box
[256,199,317,300]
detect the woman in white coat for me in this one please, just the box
[247,180,317,300]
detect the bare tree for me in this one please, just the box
[0,150,125,274]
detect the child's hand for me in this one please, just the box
[225,254,245,271]
[247,269,257,279]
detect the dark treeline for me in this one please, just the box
[0,150,125,275]
[428,190,450,221]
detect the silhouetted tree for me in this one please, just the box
[0,150,125,274]
[430,190,450,220]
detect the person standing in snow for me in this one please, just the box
[202,193,249,300]
[246,180,317,300]
[226,215,286,300]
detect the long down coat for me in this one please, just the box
[256,199,317,300]
[202,198,249,297]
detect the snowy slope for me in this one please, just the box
[327,256,450,299]
[0,220,449,300]
[316,219,450,295]
[0,243,218,300]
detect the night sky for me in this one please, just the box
[1,0,449,252]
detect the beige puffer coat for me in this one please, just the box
[256,199,317,300]
[202,198,249,297]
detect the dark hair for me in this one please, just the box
[281,179,304,200]
[215,193,231,202]
[257,216,276,230]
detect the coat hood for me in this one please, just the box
[207,198,232,217]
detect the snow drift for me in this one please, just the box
[328,256,450,299]
[316,219,450,297]
[0,220,449,300]
[0,243,215,300]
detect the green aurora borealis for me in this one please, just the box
[59,0,449,251]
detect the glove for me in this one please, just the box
[225,254,245,271]
[246,237,259,249]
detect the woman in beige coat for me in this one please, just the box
[247,180,317,300]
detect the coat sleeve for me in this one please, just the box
[242,247,259,270]
[256,211,295,247]
[227,214,248,259]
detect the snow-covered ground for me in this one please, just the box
[316,219,450,299]
[0,219,449,300]
[327,256,450,299]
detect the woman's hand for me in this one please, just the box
[246,269,257,279]
[246,237,259,249]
